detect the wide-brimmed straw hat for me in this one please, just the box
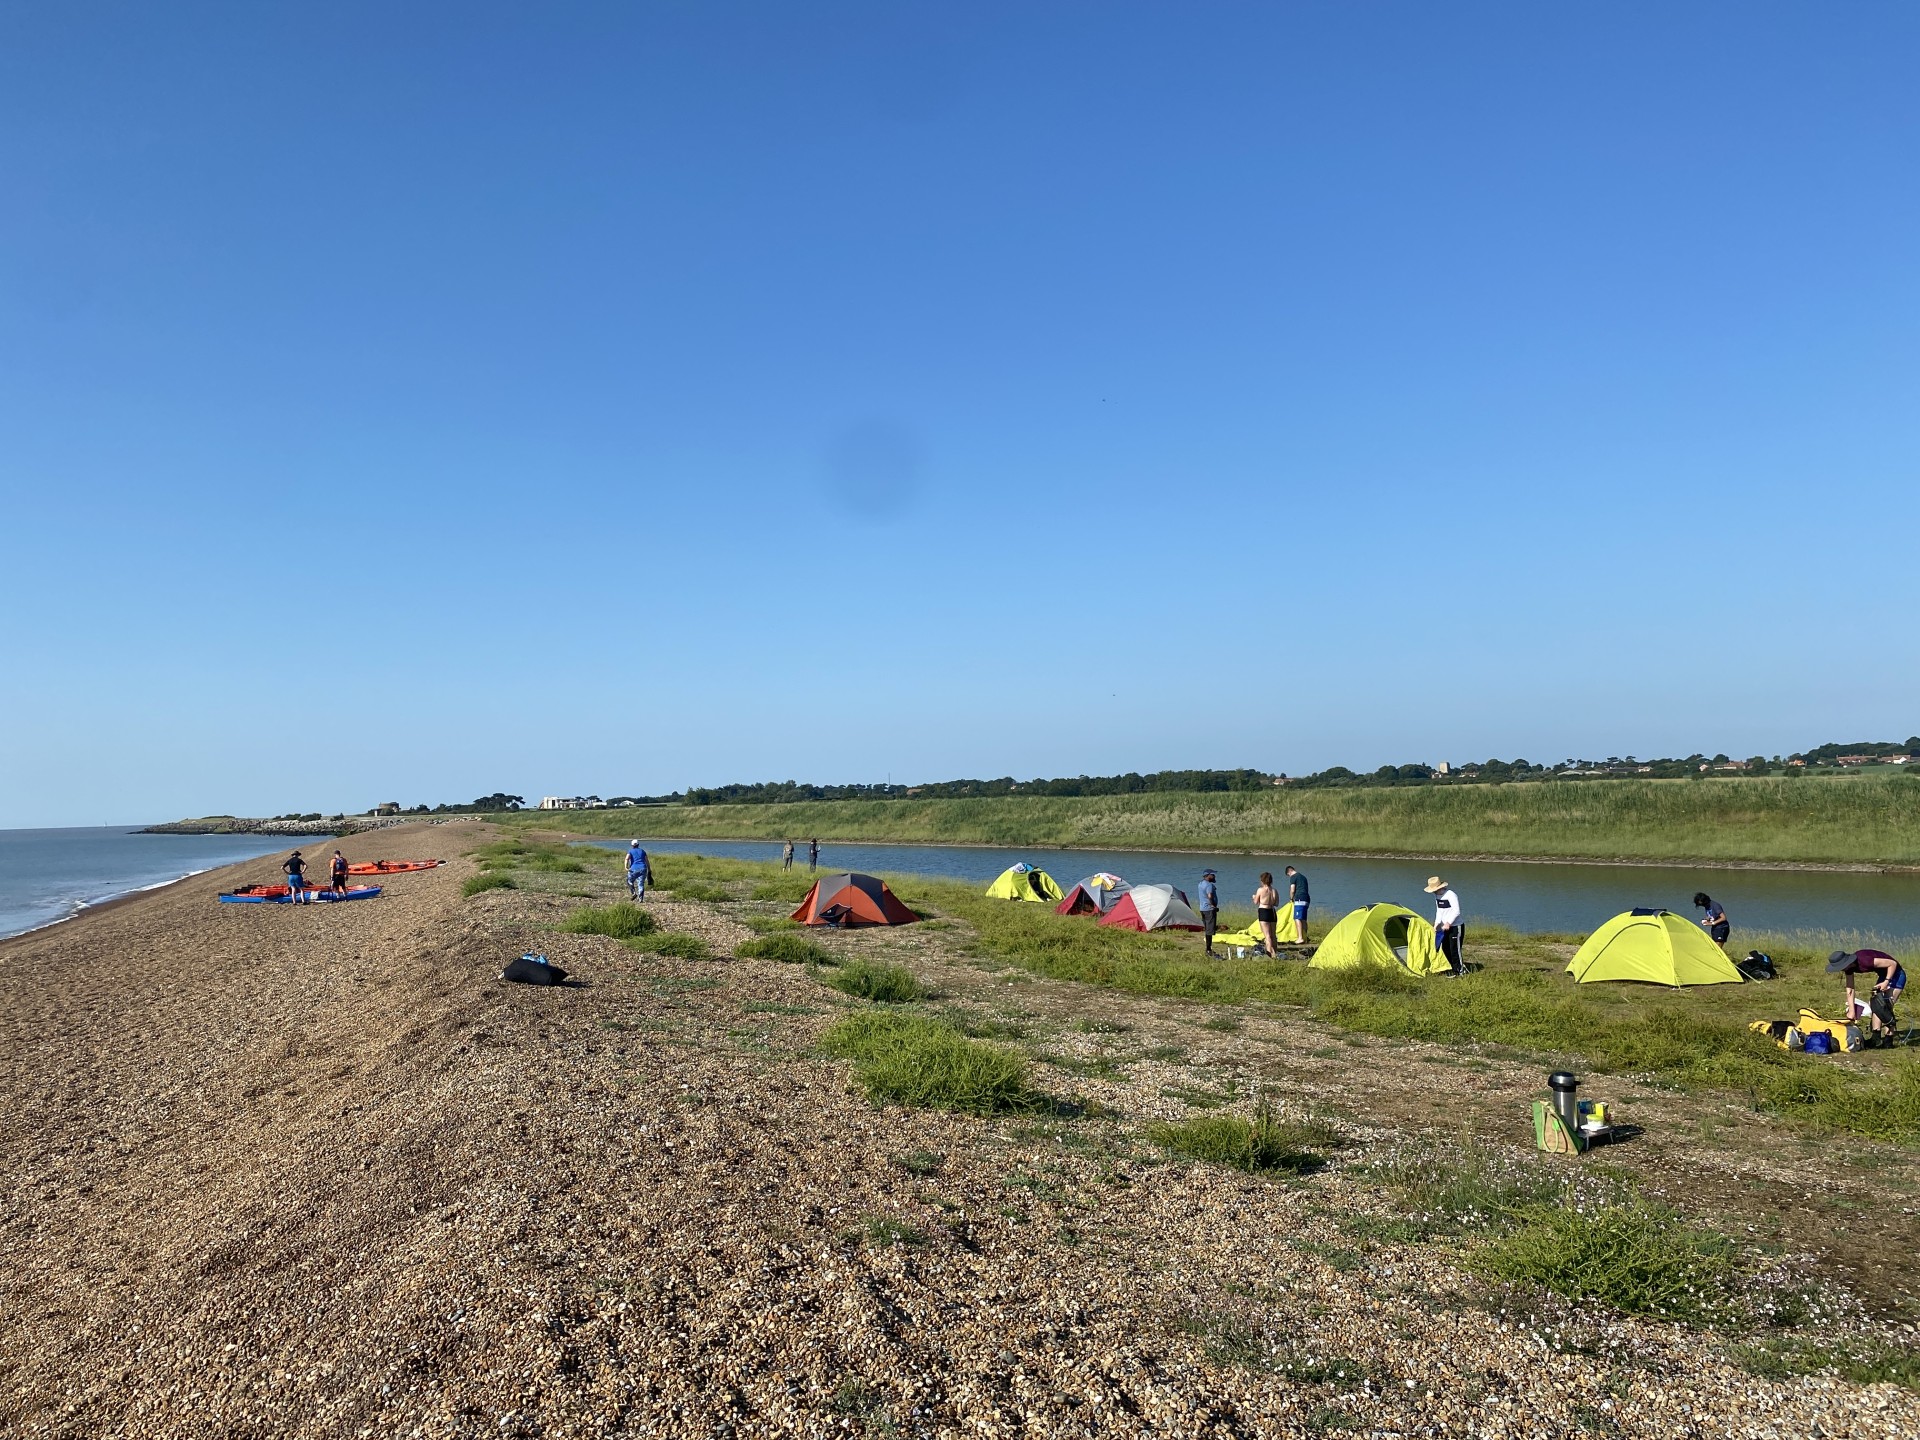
[1423,876,1447,893]
[1826,950,1857,972]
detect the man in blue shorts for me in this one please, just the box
[1284,865,1310,944]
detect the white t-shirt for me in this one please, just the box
[1433,888,1462,929]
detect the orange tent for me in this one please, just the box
[790,872,919,928]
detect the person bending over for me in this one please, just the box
[1829,949,1906,1048]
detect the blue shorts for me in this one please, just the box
[1292,901,1309,920]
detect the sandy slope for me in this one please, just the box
[2,822,1915,1439]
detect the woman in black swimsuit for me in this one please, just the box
[1253,872,1281,959]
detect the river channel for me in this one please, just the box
[598,837,1919,949]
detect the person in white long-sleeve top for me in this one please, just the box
[1425,875,1465,975]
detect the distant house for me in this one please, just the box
[539,795,605,810]
[1835,755,1876,767]
[371,802,400,816]
[1434,761,1451,776]
[1888,755,1912,765]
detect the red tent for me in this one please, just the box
[790,872,919,927]
[1097,884,1203,933]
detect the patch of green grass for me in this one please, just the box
[1473,1199,1736,1323]
[736,932,838,966]
[1148,1103,1339,1174]
[1358,1139,1574,1238]
[559,902,657,939]
[1729,1334,1920,1391]
[819,1011,1039,1114]
[857,1215,926,1248]
[1034,1050,1129,1081]
[893,1149,945,1177]
[662,879,730,902]
[625,932,711,961]
[742,914,802,933]
[462,872,516,896]
[822,958,926,1004]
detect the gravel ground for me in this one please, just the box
[2,821,1915,1439]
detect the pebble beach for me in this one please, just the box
[4,821,1916,1439]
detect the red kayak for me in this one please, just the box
[344,859,444,875]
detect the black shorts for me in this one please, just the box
[1710,924,1731,944]
[1257,907,1277,924]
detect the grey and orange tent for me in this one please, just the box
[791,872,919,927]
[1054,873,1132,916]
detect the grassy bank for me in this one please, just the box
[620,850,1918,1144]
[500,773,1920,867]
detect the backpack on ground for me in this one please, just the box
[1736,950,1776,981]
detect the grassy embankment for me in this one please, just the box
[509,773,1920,867]
[542,846,1917,1144]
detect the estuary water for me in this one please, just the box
[0,827,318,940]
[602,837,1919,948]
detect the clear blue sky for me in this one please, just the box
[3,2,1917,825]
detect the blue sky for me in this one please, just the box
[3,2,1917,825]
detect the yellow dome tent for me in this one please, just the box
[1566,909,1744,987]
[1309,903,1451,976]
[984,864,1063,903]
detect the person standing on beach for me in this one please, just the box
[1197,869,1220,957]
[808,838,819,873]
[626,841,650,900]
[1284,865,1310,944]
[782,840,795,871]
[1425,876,1464,974]
[329,849,349,895]
[1253,873,1281,959]
[283,850,309,904]
[1693,892,1731,950]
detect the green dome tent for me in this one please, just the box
[984,864,1064,903]
[1309,904,1451,976]
[1566,909,1744,987]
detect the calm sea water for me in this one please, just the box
[0,827,320,940]
[599,837,1920,948]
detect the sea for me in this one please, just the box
[0,827,319,941]
[597,837,1920,949]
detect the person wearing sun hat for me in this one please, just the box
[1425,875,1464,975]
[1828,948,1905,1048]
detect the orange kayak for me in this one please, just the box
[344,860,445,875]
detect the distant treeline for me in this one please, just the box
[598,738,1920,807]
[608,770,1275,807]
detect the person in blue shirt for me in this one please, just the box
[1284,865,1310,943]
[1693,892,1730,950]
[1196,869,1220,956]
[626,841,651,900]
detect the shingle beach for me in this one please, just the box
[4,821,1915,1439]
